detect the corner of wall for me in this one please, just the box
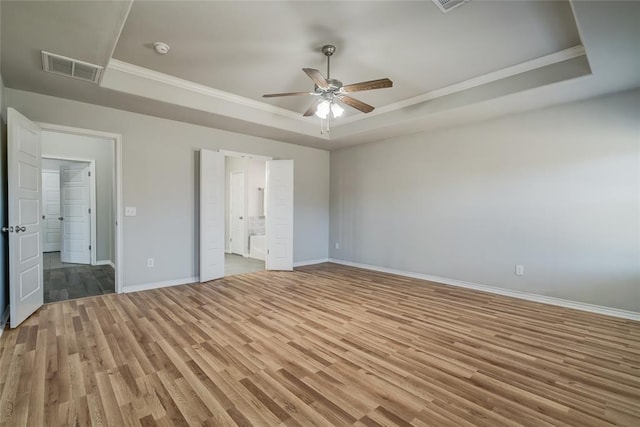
[0,71,8,322]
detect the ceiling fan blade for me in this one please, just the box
[303,68,329,89]
[303,98,323,117]
[262,91,314,98]
[342,78,393,93]
[340,96,375,113]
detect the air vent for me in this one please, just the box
[432,0,468,13]
[41,51,103,84]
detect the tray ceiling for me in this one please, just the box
[2,1,639,149]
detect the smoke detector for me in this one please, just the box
[153,42,170,55]
[432,0,470,13]
[41,51,103,84]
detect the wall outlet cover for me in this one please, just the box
[515,264,524,276]
[125,206,137,216]
[147,258,154,268]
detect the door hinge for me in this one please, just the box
[88,171,91,177]
[89,245,92,250]
[88,208,91,214]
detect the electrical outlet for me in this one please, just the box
[125,206,137,217]
[515,264,524,276]
[147,258,154,268]
[335,242,340,250]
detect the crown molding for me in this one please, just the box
[338,45,586,124]
[102,45,586,141]
[107,59,303,121]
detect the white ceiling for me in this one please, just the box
[2,1,639,150]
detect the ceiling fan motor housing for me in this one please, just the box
[322,45,336,56]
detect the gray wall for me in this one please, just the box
[42,132,115,263]
[6,88,330,288]
[330,88,640,312]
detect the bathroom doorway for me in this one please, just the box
[224,151,270,276]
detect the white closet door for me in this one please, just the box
[266,160,293,271]
[7,108,43,328]
[60,165,91,264]
[200,149,225,282]
[42,170,61,252]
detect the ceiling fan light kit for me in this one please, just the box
[263,44,393,134]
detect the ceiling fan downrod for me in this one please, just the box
[322,44,335,79]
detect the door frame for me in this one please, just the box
[36,122,123,294]
[42,156,96,264]
[229,170,246,256]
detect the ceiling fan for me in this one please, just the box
[263,45,393,119]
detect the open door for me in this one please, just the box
[60,164,91,264]
[7,108,44,328]
[266,160,293,271]
[199,149,225,282]
[42,170,61,252]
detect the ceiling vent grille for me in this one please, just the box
[41,51,103,84]
[432,0,468,13]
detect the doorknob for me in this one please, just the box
[58,217,63,221]
[15,226,26,233]
[1,226,13,233]
[42,215,45,220]
[239,216,243,220]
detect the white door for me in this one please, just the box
[60,164,91,264]
[266,160,294,271]
[42,170,61,252]
[200,149,225,282]
[230,171,245,255]
[7,108,43,328]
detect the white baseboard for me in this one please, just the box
[328,258,640,321]
[123,276,199,294]
[94,260,115,269]
[294,258,329,267]
[0,305,10,338]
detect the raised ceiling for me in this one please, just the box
[113,1,580,115]
[2,1,640,150]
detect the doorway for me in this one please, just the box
[198,149,293,282]
[224,153,267,276]
[41,155,113,303]
[39,130,117,303]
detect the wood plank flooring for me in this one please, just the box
[0,262,638,426]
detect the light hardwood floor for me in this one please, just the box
[0,263,638,426]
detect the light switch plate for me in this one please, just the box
[125,206,137,217]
